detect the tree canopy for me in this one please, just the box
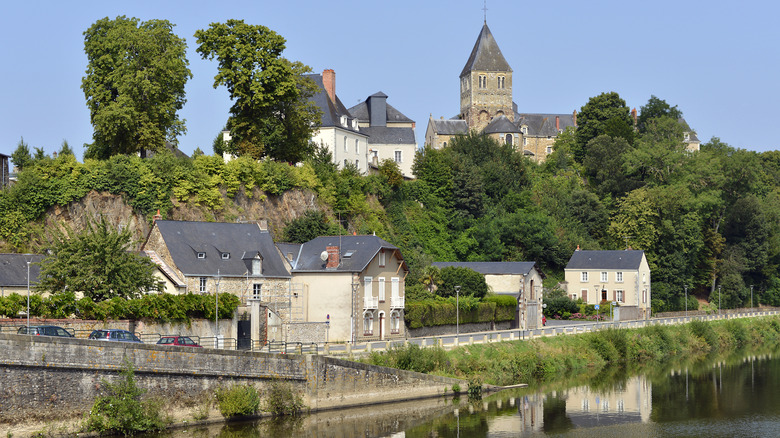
[195,20,321,163]
[638,95,683,133]
[574,91,633,163]
[81,16,191,160]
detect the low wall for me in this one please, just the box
[407,321,511,338]
[0,332,462,424]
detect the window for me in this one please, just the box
[391,310,401,334]
[616,290,624,302]
[571,293,578,301]
[378,250,386,267]
[498,76,505,89]
[344,136,348,152]
[343,159,348,167]
[363,311,374,335]
[601,272,608,282]
[479,75,486,88]
[391,277,400,298]
[616,272,623,282]
[364,276,373,298]
[581,272,588,282]
[221,252,230,260]
[199,277,207,293]
[394,150,402,163]
[378,277,386,302]
[355,159,359,168]
[546,146,552,154]
[523,137,527,146]
[581,289,589,302]
[505,134,513,145]
[253,283,262,300]
[643,273,647,283]
[197,252,206,259]
[642,289,647,303]
[355,139,359,154]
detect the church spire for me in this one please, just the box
[483,0,488,24]
[460,22,512,78]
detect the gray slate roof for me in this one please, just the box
[291,235,404,273]
[151,221,290,278]
[433,261,543,277]
[431,119,469,135]
[515,113,576,136]
[359,126,416,145]
[461,23,512,77]
[349,96,414,124]
[0,254,44,286]
[565,250,645,270]
[483,115,522,134]
[305,74,361,133]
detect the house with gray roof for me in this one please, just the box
[424,116,469,149]
[0,254,43,299]
[287,234,408,343]
[432,261,545,330]
[348,92,418,178]
[564,249,651,320]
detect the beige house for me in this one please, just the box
[563,249,651,320]
[433,261,545,330]
[287,235,408,343]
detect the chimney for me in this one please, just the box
[576,245,580,251]
[555,116,560,131]
[322,69,336,103]
[153,209,162,222]
[573,110,577,127]
[326,246,339,268]
[368,92,388,127]
[257,219,268,231]
[631,108,638,126]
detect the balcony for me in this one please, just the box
[364,296,378,309]
[391,296,405,309]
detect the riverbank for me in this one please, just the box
[365,315,780,387]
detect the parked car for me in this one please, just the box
[156,336,202,348]
[88,329,143,343]
[17,325,74,338]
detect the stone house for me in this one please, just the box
[424,116,468,149]
[0,254,43,298]
[285,235,408,343]
[563,249,651,320]
[348,92,417,178]
[432,261,545,329]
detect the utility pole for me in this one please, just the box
[455,286,461,337]
[750,285,753,311]
[685,285,688,318]
[718,286,721,315]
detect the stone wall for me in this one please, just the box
[285,322,329,343]
[0,332,463,424]
[407,321,512,338]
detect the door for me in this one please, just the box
[379,312,385,340]
[237,318,251,350]
[526,302,539,330]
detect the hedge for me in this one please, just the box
[405,295,516,329]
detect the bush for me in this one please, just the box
[688,320,717,350]
[264,380,305,416]
[215,384,261,418]
[544,295,578,319]
[85,360,167,435]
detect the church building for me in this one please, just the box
[425,22,576,162]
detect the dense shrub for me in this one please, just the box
[405,296,511,329]
[263,380,305,416]
[215,384,260,418]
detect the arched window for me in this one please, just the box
[505,134,513,145]
[344,136,348,152]
[391,310,401,334]
[363,311,374,335]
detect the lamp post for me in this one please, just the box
[750,285,753,311]
[718,286,721,315]
[215,269,221,337]
[455,286,461,337]
[26,257,31,330]
[684,285,688,318]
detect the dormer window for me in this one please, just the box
[221,252,230,260]
[341,115,347,127]
[252,253,263,276]
[197,252,206,259]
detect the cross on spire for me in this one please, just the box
[483,0,488,23]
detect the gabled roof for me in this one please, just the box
[141,250,186,287]
[305,73,361,133]
[431,118,469,136]
[483,115,522,134]
[291,235,406,273]
[349,96,414,124]
[515,113,576,136]
[460,23,512,77]
[359,126,416,145]
[565,250,646,270]
[433,261,544,278]
[0,254,44,287]
[150,221,291,278]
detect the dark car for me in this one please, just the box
[17,325,74,338]
[156,335,202,348]
[88,329,143,343]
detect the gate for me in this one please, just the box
[526,301,539,330]
[237,317,251,350]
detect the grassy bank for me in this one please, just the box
[366,316,780,386]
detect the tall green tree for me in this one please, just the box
[81,16,191,159]
[574,92,633,163]
[195,20,320,163]
[637,95,683,133]
[10,137,31,171]
[36,216,162,301]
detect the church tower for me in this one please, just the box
[459,22,513,132]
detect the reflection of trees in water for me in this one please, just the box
[542,393,575,433]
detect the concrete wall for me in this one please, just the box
[0,332,462,423]
[408,321,512,338]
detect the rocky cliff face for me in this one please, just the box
[43,188,322,250]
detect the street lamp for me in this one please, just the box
[685,285,688,318]
[750,285,753,311]
[455,286,461,337]
[718,286,721,315]
[26,257,31,330]
[215,269,221,337]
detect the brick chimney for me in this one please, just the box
[326,246,340,268]
[555,115,560,131]
[322,69,336,103]
[153,209,162,222]
[573,110,577,127]
[631,108,638,126]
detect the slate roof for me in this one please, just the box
[276,242,302,264]
[359,126,416,145]
[515,113,576,136]
[349,96,414,124]
[461,23,512,77]
[565,250,645,270]
[291,235,406,273]
[0,254,44,286]
[483,115,522,134]
[305,74,361,133]
[433,261,544,278]
[431,119,469,135]
[150,221,291,278]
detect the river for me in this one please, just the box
[150,348,780,437]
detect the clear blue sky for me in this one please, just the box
[2,0,778,165]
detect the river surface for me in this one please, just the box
[152,349,780,437]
